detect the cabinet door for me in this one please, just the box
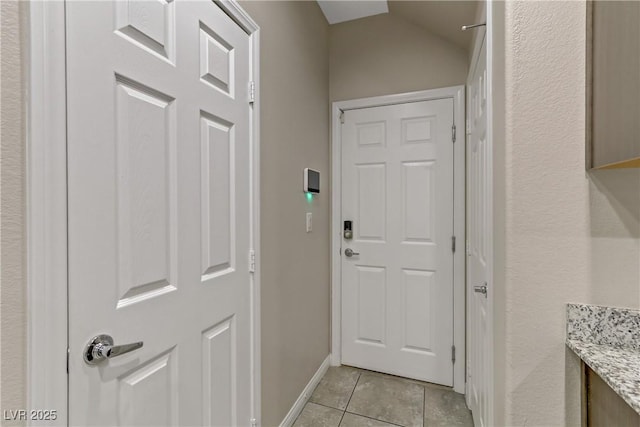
[587,1,640,169]
[586,367,640,426]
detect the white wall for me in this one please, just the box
[1,1,27,424]
[496,1,640,425]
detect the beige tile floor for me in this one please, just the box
[293,366,474,427]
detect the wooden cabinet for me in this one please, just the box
[587,1,640,169]
[585,366,640,426]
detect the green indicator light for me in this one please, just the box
[306,192,313,202]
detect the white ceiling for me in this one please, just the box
[317,0,389,25]
[317,0,482,52]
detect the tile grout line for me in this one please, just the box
[422,384,426,427]
[308,401,347,412]
[341,372,409,427]
[338,371,361,426]
[349,370,428,427]
[343,410,405,427]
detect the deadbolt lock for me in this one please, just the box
[344,220,353,240]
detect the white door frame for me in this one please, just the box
[330,86,466,393]
[26,1,261,425]
[485,0,496,422]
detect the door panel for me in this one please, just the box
[467,32,490,427]
[356,164,386,241]
[66,1,252,425]
[202,317,235,427]
[402,161,435,242]
[199,22,234,96]
[341,100,455,385]
[356,266,387,345]
[118,349,177,427]
[200,112,235,280]
[402,269,434,353]
[114,78,178,308]
[115,0,176,63]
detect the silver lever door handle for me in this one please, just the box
[474,283,488,295]
[344,248,360,257]
[84,334,143,365]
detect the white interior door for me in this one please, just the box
[467,33,490,427]
[66,1,253,425]
[340,99,455,385]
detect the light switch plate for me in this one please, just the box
[306,212,312,232]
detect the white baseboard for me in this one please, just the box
[279,355,331,427]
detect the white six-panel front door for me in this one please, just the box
[341,100,455,385]
[66,1,253,425]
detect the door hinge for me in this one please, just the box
[249,81,255,104]
[66,347,70,373]
[452,345,456,363]
[340,110,345,124]
[249,249,256,273]
[452,236,456,253]
[250,418,257,427]
[452,124,457,143]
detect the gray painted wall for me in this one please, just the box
[238,2,331,426]
[330,12,469,102]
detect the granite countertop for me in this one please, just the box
[566,303,640,415]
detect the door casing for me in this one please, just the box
[330,87,466,393]
[26,1,261,425]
